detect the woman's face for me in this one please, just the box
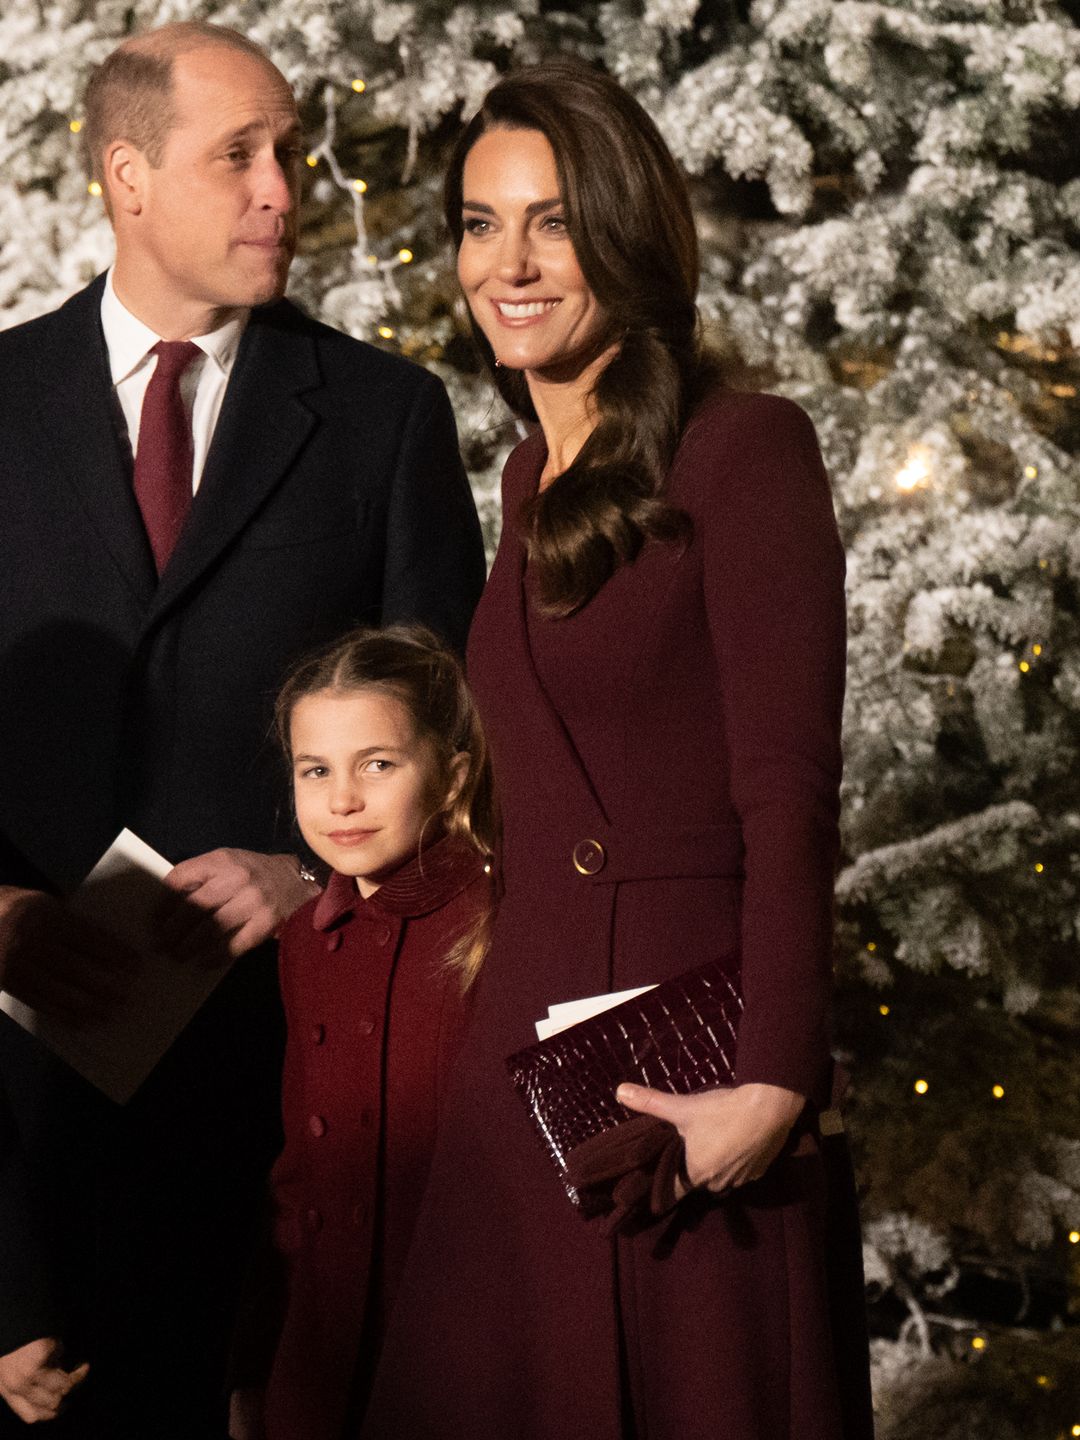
[457,127,610,378]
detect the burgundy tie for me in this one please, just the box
[133,340,202,574]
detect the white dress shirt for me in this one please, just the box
[100,269,248,493]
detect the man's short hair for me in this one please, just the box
[82,22,273,187]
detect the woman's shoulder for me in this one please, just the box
[670,388,828,512]
[679,387,819,457]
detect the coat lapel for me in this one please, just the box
[33,276,158,609]
[501,438,612,829]
[142,301,320,632]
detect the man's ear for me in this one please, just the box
[103,139,147,216]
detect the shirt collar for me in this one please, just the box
[312,834,490,931]
[100,267,248,384]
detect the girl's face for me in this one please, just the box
[290,688,457,896]
[457,126,609,377]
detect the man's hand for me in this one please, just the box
[616,1081,806,1197]
[158,851,316,965]
[0,1338,88,1424]
[0,887,135,1025]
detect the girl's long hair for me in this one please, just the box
[275,625,496,987]
[444,61,722,617]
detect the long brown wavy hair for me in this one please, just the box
[275,625,496,987]
[444,61,721,617]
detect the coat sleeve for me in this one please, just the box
[0,1049,66,1356]
[696,394,846,1099]
[380,373,487,655]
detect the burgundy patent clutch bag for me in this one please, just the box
[505,957,743,1216]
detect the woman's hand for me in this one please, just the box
[615,1082,805,1197]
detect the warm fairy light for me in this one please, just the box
[1033,644,1043,656]
[1034,862,1044,873]
[1019,660,1030,673]
[1071,1426,1080,1437]
[1050,384,1077,398]
[69,118,82,133]
[992,1084,1005,1099]
[914,1079,929,1095]
[351,78,366,93]
[1069,1230,1080,1244]
[879,1004,890,1016]
[87,180,102,197]
[1039,558,1049,569]
[1036,1375,1049,1386]
[896,448,931,492]
[352,178,368,193]
[367,254,378,265]
[867,941,877,952]
[305,153,318,168]
[1024,464,1038,479]
[377,326,395,339]
[971,1335,987,1351]
[398,247,414,263]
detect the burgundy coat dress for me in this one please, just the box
[361,392,874,1440]
[259,837,488,1438]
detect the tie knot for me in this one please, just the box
[152,339,202,378]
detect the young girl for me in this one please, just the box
[229,625,495,1440]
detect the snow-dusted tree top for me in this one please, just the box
[2,1,1079,1421]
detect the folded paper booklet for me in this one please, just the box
[534,985,656,1041]
[0,829,235,1105]
[507,957,744,1215]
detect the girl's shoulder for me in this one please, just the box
[678,387,819,460]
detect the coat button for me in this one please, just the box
[572,839,606,876]
[304,1208,322,1232]
[311,1024,325,1045]
[326,931,343,952]
[357,1017,375,1037]
[376,925,392,946]
[308,1115,327,1138]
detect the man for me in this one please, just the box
[0,22,484,1436]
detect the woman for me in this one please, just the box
[361,62,873,1440]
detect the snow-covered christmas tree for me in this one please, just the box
[2,1,1078,1431]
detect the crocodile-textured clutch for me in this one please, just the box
[505,957,743,1216]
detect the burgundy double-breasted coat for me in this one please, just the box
[260,839,487,1438]
[361,392,874,1439]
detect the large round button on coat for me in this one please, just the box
[308,1115,327,1138]
[572,839,606,875]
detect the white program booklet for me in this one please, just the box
[534,985,656,1041]
[0,829,234,1105]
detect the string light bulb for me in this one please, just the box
[351,78,366,93]
[867,941,877,952]
[896,448,931,492]
[971,1335,986,1351]
[1024,464,1038,479]
[1019,660,1030,673]
[87,180,102,197]
[305,154,319,168]
[1036,1375,1049,1387]
[377,325,395,340]
[1069,1230,1079,1244]
[992,1084,1005,1099]
[1032,644,1043,656]
[69,118,82,133]
[914,1079,929,1095]
[1071,1426,1080,1437]
[397,248,414,263]
[1034,862,1044,874]
[879,1004,890,1016]
[352,178,368,193]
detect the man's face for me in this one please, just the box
[125,45,303,316]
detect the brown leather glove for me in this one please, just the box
[566,1115,690,1236]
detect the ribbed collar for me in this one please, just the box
[312,835,489,931]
